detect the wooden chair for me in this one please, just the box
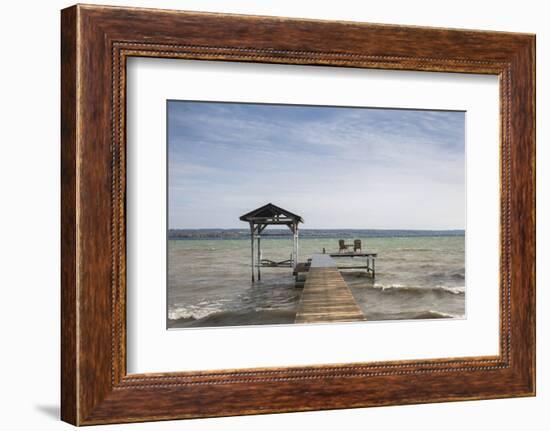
[339,239,351,253]
[354,239,362,252]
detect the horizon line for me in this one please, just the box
[168,227,466,231]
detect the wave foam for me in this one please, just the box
[168,305,219,321]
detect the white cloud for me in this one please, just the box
[168,102,465,229]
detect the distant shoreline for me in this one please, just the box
[168,228,465,240]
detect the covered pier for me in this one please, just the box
[240,204,375,324]
[240,203,303,282]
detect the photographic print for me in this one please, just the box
[167,101,465,329]
[60,7,536,422]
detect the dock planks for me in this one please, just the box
[295,254,366,324]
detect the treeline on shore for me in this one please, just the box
[168,228,465,240]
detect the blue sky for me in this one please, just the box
[168,101,465,229]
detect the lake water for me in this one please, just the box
[167,232,465,328]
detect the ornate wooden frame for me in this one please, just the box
[61,4,536,425]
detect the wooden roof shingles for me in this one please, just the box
[239,203,304,223]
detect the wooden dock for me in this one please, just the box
[295,254,366,324]
[330,252,377,277]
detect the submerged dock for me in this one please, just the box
[295,254,366,324]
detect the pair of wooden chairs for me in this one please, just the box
[339,239,362,253]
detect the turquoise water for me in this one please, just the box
[167,234,465,328]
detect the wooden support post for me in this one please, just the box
[257,234,261,281]
[296,224,299,269]
[372,257,375,278]
[249,222,255,282]
[292,222,298,271]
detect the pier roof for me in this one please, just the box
[239,203,304,224]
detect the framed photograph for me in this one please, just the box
[61,4,535,425]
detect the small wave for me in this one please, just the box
[435,285,465,294]
[412,310,463,319]
[373,284,465,295]
[168,286,299,322]
[427,271,465,281]
[168,306,219,321]
[366,309,464,321]
[168,308,296,328]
